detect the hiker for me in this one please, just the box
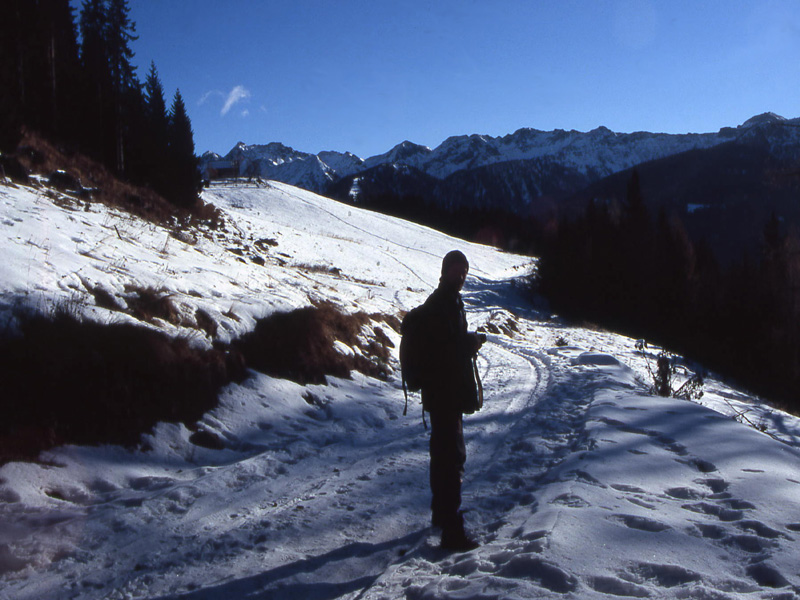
[421,250,485,551]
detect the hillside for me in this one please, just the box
[1,177,800,598]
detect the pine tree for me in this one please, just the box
[141,62,170,194]
[105,0,138,174]
[44,0,82,141]
[0,0,81,149]
[144,63,168,142]
[0,0,28,151]
[167,90,199,208]
[79,0,112,161]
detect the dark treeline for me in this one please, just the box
[0,0,199,208]
[538,169,800,411]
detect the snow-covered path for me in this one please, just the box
[2,180,800,599]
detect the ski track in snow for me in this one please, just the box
[2,181,800,599]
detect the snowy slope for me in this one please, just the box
[1,179,800,599]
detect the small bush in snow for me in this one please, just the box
[636,340,704,401]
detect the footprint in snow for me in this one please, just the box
[735,520,784,539]
[610,484,647,494]
[697,477,728,494]
[128,476,175,491]
[551,493,590,508]
[625,496,656,510]
[747,562,790,589]
[587,575,650,598]
[0,488,21,503]
[721,534,775,554]
[694,523,727,540]
[598,418,688,455]
[654,435,688,456]
[610,514,671,532]
[496,555,578,593]
[676,457,718,473]
[723,498,756,510]
[622,562,702,588]
[665,486,705,501]
[681,501,743,522]
[568,469,606,488]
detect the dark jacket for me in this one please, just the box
[420,284,480,414]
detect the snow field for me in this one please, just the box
[1,180,799,599]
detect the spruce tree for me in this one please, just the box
[79,0,112,162]
[143,62,170,195]
[167,90,199,208]
[105,0,138,174]
[0,0,27,151]
[0,0,82,150]
[44,0,82,142]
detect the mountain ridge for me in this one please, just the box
[201,112,797,190]
[199,112,800,259]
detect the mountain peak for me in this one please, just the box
[740,112,786,128]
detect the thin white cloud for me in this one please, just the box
[221,86,252,116]
[198,90,224,106]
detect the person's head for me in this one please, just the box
[440,250,469,291]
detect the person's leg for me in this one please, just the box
[430,412,476,549]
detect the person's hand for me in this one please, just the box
[469,332,487,354]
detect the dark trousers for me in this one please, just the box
[429,410,466,530]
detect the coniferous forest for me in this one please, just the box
[536,169,800,413]
[0,0,200,209]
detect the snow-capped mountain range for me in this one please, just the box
[200,112,800,203]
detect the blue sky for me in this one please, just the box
[107,1,800,158]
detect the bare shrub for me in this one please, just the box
[0,313,246,464]
[0,154,29,184]
[636,340,704,401]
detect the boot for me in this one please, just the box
[439,512,479,551]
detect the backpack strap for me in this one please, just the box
[403,371,429,429]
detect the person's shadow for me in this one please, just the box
[152,529,428,600]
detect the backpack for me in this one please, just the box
[399,302,433,416]
[400,297,485,423]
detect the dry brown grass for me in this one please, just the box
[12,129,223,228]
[0,313,246,464]
[123,285,184,326]
[234,302,394,385]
